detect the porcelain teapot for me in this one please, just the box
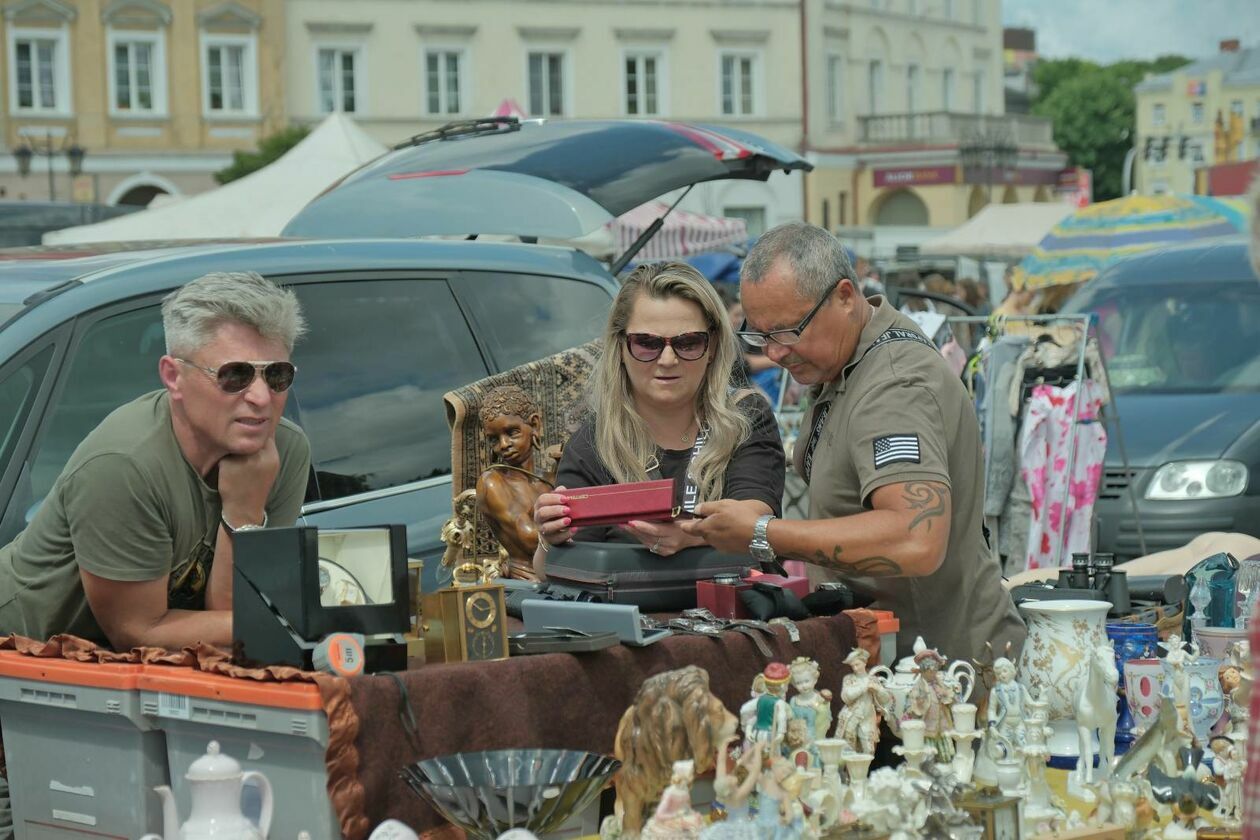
[140,740,273,840]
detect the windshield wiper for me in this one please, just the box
[394,117,522,150]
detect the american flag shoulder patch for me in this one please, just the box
[873,434,920,468]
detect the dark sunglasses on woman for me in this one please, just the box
[625,331,711,362]
[175,358,298,394]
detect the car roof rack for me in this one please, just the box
[394,117,522,150]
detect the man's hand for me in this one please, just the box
[678,499,769,555]
[619,520,703,556]
[218,436,279,527]
[81,570,231,650]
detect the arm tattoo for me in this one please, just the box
[903,482,949,533]
[809,545,904,578]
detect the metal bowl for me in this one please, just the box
[400,748,620,839]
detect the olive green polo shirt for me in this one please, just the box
[0,390,310,645]
[792,296,1025,665]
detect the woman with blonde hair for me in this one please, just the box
[532,262,784,576]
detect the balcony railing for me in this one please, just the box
[858,111,1056,148]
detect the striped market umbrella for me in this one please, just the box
[1010,194,1249,290]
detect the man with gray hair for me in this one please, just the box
[684,221,1023,668]
[0,271,311,651]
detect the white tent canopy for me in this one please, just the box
[44,114,387,244]
[918,202,1074,260]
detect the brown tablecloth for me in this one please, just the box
[348,610,877,836]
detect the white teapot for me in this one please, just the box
[141,740,273,840]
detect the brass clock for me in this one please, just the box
[420,582,509,664]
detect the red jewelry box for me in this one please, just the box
[565,479,676,527]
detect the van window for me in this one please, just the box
[455,272,610,369]
[290,279,487,500]
[0,345,53,484]
[30,306,164,501]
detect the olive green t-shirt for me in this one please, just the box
[792,297,1026,666]
[0,390,311,645]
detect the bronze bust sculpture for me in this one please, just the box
[475,385,557,580]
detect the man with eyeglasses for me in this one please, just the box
[683,222,1024,668]
[0,271,311,652]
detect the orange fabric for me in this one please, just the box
[0,633,371,840]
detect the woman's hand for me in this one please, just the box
[532,486,576,548]
[619,519,703,556]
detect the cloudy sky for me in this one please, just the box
[1002,0,1260,63]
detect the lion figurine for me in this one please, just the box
[604,665,739,839]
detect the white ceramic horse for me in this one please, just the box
[1073,640,1120,786]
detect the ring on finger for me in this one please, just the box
[650,541,661,554]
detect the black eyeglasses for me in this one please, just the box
[175,358,297,394]
[624,331,711,362]
[736,280,839,347]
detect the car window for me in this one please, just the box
[290,278,488,500]
[29,306,165,502]
[0,345,53,482]
[454,272,610,369]
[1066,281,1260,393]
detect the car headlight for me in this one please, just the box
[1145,460,1249,500]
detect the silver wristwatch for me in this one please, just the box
[221,510,268,538]
[749,514,778,563]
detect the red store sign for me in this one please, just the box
[873,166,958,187]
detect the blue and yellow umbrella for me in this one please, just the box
[1010,194,1250,290]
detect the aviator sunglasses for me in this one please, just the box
[175,358,298,394]
[624,331,712,362]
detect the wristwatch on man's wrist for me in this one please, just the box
[749,514,778,563]
[221,510,268,538]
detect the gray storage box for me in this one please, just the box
[0,653,168,838]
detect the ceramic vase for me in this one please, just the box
[1161,656,1225,745]
[1106,621,1158,755]
[1193,626,1248,662]
[1123,658,1164,735]
[1017,599,1112,759]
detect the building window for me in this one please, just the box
[202,35,257,116]
[943,0,954,18]
[624,51,663,116]
[868,59,883,114]
[317,47,358,113]
[907,0,917,13]
[724,205,766,237]
[973,69,985,113]
[720,52,758,116]
[528,51,565,116]
[906,63,919,113]
[9,30,69,113]
[827,54,844,124]
[972,0,982,24]
[425,49,462,115]
[1152,103,1165,126]
[942,67,955,111]
[109,34,165,115]
[1191,101,1204,124]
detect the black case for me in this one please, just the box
[542,541,752,611]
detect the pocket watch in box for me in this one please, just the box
[420,582,510,664]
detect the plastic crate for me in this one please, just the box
[138,667,336,839]
[0,652,168,838]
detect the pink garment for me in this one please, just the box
[940,339,967,377]
[1018,380,1107,572]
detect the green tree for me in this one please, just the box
[213,125,311,185]
[1031,56,1191,201]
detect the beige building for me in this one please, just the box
[1134,41,1259,196]
[283,0,805,234]
[801,0,1064,235]
[0,0,286,206]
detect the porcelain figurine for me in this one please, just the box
[849,767,927,840]
[707,736,762,829]
[1160,634,1198,742]
[1221,640,1252,742]
[139,741,273,840]
[788,657,832,744]
[1210,738,1242,825]
[744,663,792,756]
[986,656,1031,759]
[833,648,893,757]
[1072,640,1119,792]
[475,384,558,580]
[1113,693,1188,782]
[642,760,706,840]
[784,718,817,771]
[904,643,960,763]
